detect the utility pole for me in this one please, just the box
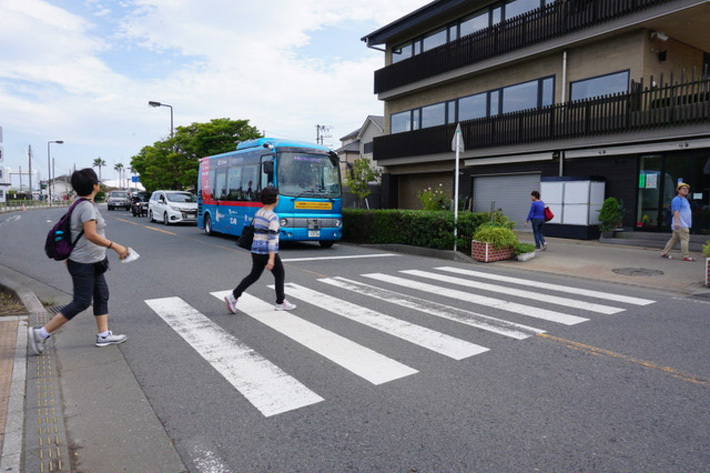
[315,124,332,146]
[28,145,32,199]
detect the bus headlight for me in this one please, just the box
[335,219,342,228]
[280,218,289,227]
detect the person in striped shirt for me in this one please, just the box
[224,187,297,313]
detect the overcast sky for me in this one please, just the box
[0,0,430,184]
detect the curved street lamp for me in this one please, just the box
[47,140,63,205]
[148,101,174,138]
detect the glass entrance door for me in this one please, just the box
[637,155,667,231]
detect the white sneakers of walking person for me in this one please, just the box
[28,326,127,355]
[96,330,128,347]
[274,300,297,311]
[224,292,296,313]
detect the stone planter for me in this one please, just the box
[472,240,515,263]
[705,257,710,287]
[516,251,536,262]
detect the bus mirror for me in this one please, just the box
[345,161,354,180]
[263,161,273,174]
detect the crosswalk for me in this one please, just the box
[145,266,655,417]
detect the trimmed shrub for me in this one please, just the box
[342,209,511,255]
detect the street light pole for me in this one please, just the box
[47,140,63,205]
[148,101,174,138]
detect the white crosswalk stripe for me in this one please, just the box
[401,269,624,314]
[210,291,418,385]
[319,276,543,340]
[282,282,489,360]
[362,273,589,325]
[435,266,656,306]
[144,296,324,417]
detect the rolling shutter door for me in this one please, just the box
[473,174,540,227]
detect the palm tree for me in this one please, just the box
[93,157,106,182]
[114,163,124,189]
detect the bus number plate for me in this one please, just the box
[308,230,320,238]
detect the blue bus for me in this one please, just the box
[197,137,343,247]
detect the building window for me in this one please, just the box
[460,11,489,37]
[422,28,447,52]
[391,111,412,133]
[504,0,543,20]
[421,102,446,128]
[570,70,630,101]
[459,93,489,121]
[502,80,540,113]
[392,42,413,64]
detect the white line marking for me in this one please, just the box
[211,291,418,385]
[321,277,543,340]
[362,273,588,326]
[281,253,400,262]
[145,297,323,417]
[402,270,623,314]
[435,266,656,306]
[282,282,488,360]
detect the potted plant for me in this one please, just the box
[514,242,537,262]
[471,223,518,262]
[598,197,624,238]
[703,241,710,287]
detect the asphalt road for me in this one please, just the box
[2,206,709,472]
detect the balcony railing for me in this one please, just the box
[373,75,710,161]
[374,0,672,94]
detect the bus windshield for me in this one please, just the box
[277,152,341,198]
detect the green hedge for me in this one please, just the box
[342,208,512,255]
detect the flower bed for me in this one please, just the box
[472,240,515,263]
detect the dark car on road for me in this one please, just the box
[131,191,150,217]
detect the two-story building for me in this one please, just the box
[362,0,710,236]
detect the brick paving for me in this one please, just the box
[0,317,19,457]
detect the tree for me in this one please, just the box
[344,157,381,208]
[93,157,106,181]
[114,163,125,189]
[131,118,261,192]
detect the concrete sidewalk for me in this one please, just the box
[1,236,708,472]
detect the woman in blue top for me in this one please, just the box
[524,190,547,251]
[224,186,296,313]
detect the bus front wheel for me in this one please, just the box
[204,214,213,236]
[319,241,334,248]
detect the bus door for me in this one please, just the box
[213,167,230,232]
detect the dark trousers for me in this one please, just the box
[233,253,285,304]
[62,259,109,320]
[531,218,547,249]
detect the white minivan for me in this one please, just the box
[148,190,198,225]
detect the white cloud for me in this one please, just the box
[0,0,429,173]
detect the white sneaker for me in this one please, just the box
[224,293,238,314]
[28,327,47,355]
[95,330,127,347]
[274,300,296,311]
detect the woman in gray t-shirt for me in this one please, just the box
[28,168,132,355]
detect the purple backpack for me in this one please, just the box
[44,198,88,261]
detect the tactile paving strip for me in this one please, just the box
[24,313,71,473]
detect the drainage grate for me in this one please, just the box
[612,267,664,277]
[46,305,64,314]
